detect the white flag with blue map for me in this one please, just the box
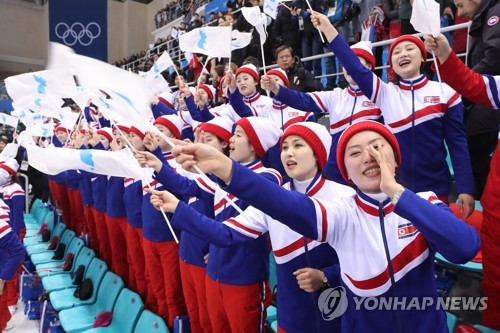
[0,113,19,129]
[25,145,145,179]
[144,51,174,80]
[179,26,232,58]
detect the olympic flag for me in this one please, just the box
[49,0,107,61]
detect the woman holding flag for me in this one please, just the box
[151,119,480,333]
[305,10,475,216]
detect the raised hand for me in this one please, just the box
[88,129,101,147]
[134,150,163,172]
[261,75,280,95]
[172,142,233,182]
[366,143,403,199]
[179,81,192,98]
[147,188,180,213]
[143,131,159,152]
[423,34,452,64]
[309,10,338,42]
[225,70,237,94]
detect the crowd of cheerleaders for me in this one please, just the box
[4,21,497,333]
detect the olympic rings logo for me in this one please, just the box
[55,22,101,46]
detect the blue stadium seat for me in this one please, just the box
[435,252,483,273]
[25,210,54,236]
[446,312,457,332]
[24,222,66,249]
[41,247,95,292]
[473,325,500,333]
[49,258,107,311]
[133,310,168,333]
[59,272,124,333]
[30,229,75,265]
[35,237,85,277]
[78,288,144,333]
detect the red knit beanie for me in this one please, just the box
[388,35,427,68]
[337,121,401,182]
[267,68,290,88]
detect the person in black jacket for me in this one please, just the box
[273,6,301,57]
[456,0,500,199]
[275,45,324,93]
[292,0,324,76]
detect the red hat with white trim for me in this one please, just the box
[235,117,282,157]
[113,122,131,134]
[199,117,234,144]
[280,122,331,170]
[198,84,216,101]
[267,68,290,88]
[55,123,71,133]
[337,120,401,182]
[0,158,19,177]
[388,35,427,68]
[158,91,175,109]
[235,64,260,82]
[351,41,376,69]
[153,115,183,139]
[129,123,148,140]
[97,127,113,142]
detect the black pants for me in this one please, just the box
[468,131,498,199]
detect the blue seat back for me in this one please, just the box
[109,289,144,331]
[134,310,168,333]
[64,238,85,266]
[51,223,67,242]
[58,230,75,249]
[94,272,124,312]
[83,258,108,303]
[72,247,95,273]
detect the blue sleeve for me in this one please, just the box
[224,161,319,239]
[99,117,110,128]
[151,146,164,160]
[322,264,341,287]
[444,103,475,195]
[306,113,317,122]
[84,106,93,123]
[11,196,25,236]
[154,163,201,197]
[52,135,63,147]
[394,190,480,264]
[328,36,377,100]
[273,87,324,114]
[92,142,105,151]
[152,101,176,119]
[171,201,253,247]
[227,89,256,118]
[184,96,212,122]
[0,231,24,280]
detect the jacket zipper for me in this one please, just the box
[378,203,403,333]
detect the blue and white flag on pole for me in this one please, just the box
[179,26,232,58]
[0,113,19,128]
[25,144,145,179]
[144,51,174,80]
[410,0,440,37]
[264,0,279,19]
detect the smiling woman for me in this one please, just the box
[156,120,480,333]
[307,10,476,220]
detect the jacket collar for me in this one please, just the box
[243,91,261,104]
[355,189,394,216]
[347,85,364,96]
[398,74,428,91]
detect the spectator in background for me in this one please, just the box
[292,0,323,76]
[208,11,217,25]
[225,13,235,26]
[275,45,324,93]
[188,13,203,31]
[218,16,227,26]
[200,15,207,25]
[273,5,301,58]
[0,138,7,153]
[381,0,401,39]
